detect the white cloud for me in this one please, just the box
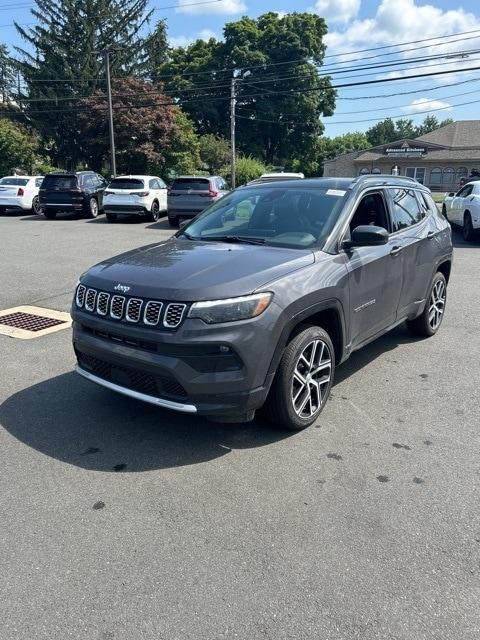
[311,0,360,24]
[406,97,453,113]
[176,0,246,15]
[169,29,219,48]
[325,0,480,57]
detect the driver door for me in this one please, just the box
[344,190,404,348]
[450,184,472,224]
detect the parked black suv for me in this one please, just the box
[39,171,108,219]
[72,176,452,430]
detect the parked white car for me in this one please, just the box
[0,175,44,215]
[103,175,168,223]
[442,180,480,241]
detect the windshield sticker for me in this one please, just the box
[326,189,346,197]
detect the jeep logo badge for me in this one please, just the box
[114,283,131,293]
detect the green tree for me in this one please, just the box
[161,12,336,168]
[365,118,397,146]
[199,134,231,172]
[163,110,201,178]
[220,155,267,186]
[0,44,16,104]
[143,20,169,83]
[0,118,36,175]
[15,0,154,168]
[415,115,453,137]
[319,132,369,161]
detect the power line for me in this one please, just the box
[236,96,480,126]
[7,63,480,117]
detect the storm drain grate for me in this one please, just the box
[0,305,72,339]
[0,311,65,331]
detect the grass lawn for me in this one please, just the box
[432,192,447,203]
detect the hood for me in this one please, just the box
[83,237,314,301]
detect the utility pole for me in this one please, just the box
[230,76,236,189]
[103,48,116,178]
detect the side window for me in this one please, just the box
[390,188,423,232]
[35,178,44,188]
[83,175,95,189]
[149,179,158,189]
[457,185,472,198]
[418,192,432,217]
[349,191,390,234]
[158,179,167,189]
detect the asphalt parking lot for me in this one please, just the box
[1,210,479,640]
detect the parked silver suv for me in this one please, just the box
[167,176,229,227]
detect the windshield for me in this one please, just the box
[108,178,145,189]
[181,185,347,249]
[0,178,29,186]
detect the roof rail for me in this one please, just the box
[351,174,419,185]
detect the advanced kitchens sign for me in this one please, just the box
[384,141,427,157]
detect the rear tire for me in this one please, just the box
[44,210,57,219]
[147,200,160,222]
[31,196,41,215]
[168,215,178,227]
[264,326,335,431]
[106,212,117,223]
[86,197,99,219]
[406,272,447,338]
[463,212,475,241]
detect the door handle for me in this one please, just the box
[390,245,403,256]
[426,231,435,239]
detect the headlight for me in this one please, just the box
[188,292,273,324]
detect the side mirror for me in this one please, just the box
[448,192,455,197]
[344,225,389,250]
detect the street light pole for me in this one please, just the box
[103,48,116,178]
[230,76,237,189]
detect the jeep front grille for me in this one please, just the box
[85,289,97,312]
[76,284,86,307]
[96,292,110,316]
[110,295,125,320]
[164,303,187,328]
[75,285,188,330]
[144,301,163,326]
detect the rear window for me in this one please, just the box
[108,178,145,190]
[42,175,78,190]
[0,178,29,186]
[171,178,210,191]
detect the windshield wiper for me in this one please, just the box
[202,235,266,245]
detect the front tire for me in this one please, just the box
[442,205,448,220]
[406,272,447,337]
[147,200,160,222]
[86,197,99,219]
[264,326,335,430]
[463,212,475,241]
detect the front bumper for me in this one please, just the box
[72,308,278,417]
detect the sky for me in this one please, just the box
[5,0,480,137]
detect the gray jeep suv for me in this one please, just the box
[72,176,452,430]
